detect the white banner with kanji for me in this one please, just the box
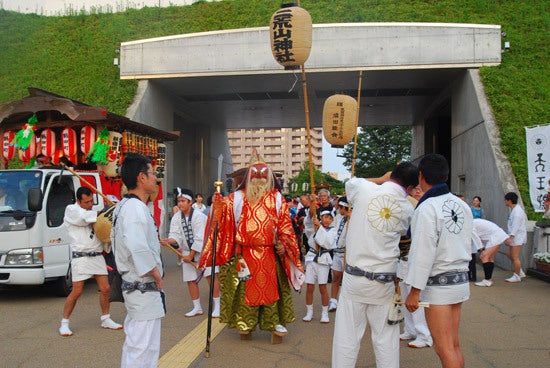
[525,125,550,212]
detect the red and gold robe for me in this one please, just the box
[200,189,303,306]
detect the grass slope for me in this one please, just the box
[0,0,548,217]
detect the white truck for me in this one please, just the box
[0,168,106,296]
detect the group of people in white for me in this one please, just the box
[57,152,528,368]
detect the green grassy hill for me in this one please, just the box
[0,0,548,217]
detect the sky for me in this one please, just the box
[3,0,352,180]
[322,137,350,180]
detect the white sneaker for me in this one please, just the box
[408,338,432,348]
[302,309,313,322]
[519,269,526,278]
[328,299,338,312]
[59,324,73,337]
[475,279,493,287]
[320,312,330,324]
[505,273,521,283]
[400,332,416,341]
[101,318,123,330]
[185,307,204,317]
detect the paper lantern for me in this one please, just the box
[62,128,77,158]
[270,3,312,69]
[18,136,37,162]
[155,143,166,180]
[80,125,96,155]
[40,129,56,157]
[2,131,15,161]
[322,94,358,148]
[99,131,123,177]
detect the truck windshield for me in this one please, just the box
[0,170,42,231]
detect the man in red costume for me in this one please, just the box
[200,151,304,342]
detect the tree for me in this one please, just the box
[287,161,345,197]
[341,126,412,178]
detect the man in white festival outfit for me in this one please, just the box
[111,153,165,368]
[406,154,473,368]
[332,162,419,368]
[59,186,123,336]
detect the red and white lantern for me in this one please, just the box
[18,136,37,163]
[40,129,56,157]
[80,125,96,155]
[2,131,15,161]
[62,128,77,159]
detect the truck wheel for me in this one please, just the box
[54,267,73,297]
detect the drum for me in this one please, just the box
[94,205,115,243]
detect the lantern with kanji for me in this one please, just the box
[40,129,56,158]
[2,131,15,162]
[62,128,77,163]
[155,143,166,180]
[270,3,312,69]
[322,94,358,148]
[80,125,96,155]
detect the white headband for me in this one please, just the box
[339,201,349,207]
[320,210,333,217]
[176,187,192,201]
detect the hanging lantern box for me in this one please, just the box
[270,3,312,69]
[322,94,358,148]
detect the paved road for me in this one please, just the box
[1,248,549,367]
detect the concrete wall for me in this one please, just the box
[449,69,532,270]
[124,79,232,232]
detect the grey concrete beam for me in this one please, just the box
[120,22,501,79]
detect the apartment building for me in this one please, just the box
[227,127,323,191]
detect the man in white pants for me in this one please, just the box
[332,162,419,368]
[397,186,432,349]
[112,154,165,368]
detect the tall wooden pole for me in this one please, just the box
[350,71,363,178]
[302,64,315,193]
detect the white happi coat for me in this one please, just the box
[508,205,527,245]
[168,208,207,261]
[305,224,337,263]
[406,192,473,291]
[63,203,107,279]
[111,197,165,321]
[343,178,413,304]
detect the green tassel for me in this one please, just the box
[87,128,110,164]
[11,114,38,150]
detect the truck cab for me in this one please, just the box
[0,168,105,295]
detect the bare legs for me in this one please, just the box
[425,303,464,368]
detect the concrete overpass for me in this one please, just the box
[119,22,521,237]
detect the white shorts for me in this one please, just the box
[331,253,345,272]
[71,256,107,282]
[422,283,470,305]
[182,263,219,282]
[305,261,330,284]
[485,233,508,249]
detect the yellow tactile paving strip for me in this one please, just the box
[159,318,225,367]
